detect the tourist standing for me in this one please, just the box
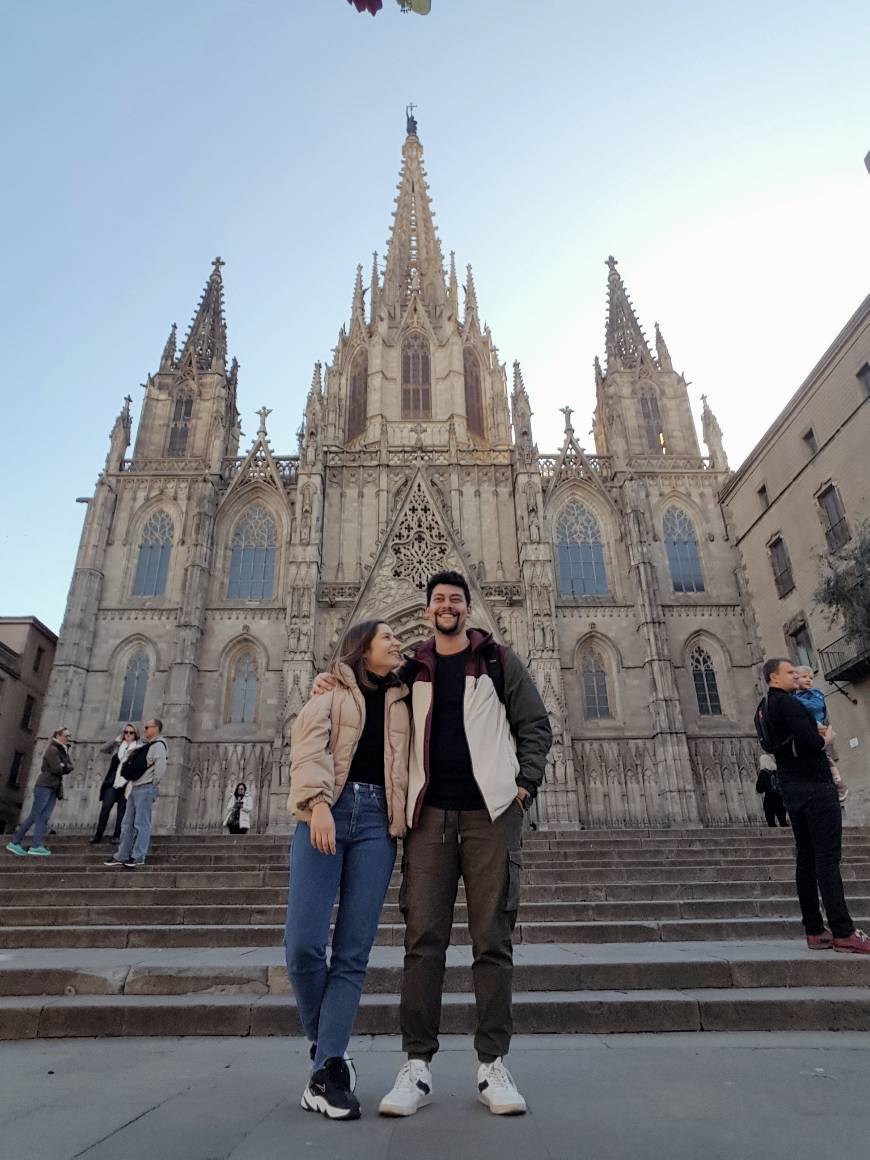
[90,725,140,844]
[756,659,868,954]
[286,620,410,1121]
[224,782,253,834]
[6,728,74,857]
[104,718,167,870]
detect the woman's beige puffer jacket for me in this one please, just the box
[287,664,411,838]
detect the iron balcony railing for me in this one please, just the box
[819,634,870,683]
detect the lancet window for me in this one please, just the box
[691,645,722,716]
[132,510,174,597]
[464,347,484,439]
[228,506,277,600]
[119,650,149,721]
[167,390,193,457]
[402,332,431,419]
[663,507,704,593]
[555,502,608,597]
[346,348,368,441]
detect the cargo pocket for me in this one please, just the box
[505,849,522,914]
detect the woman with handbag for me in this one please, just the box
[224,782,253,834]
[285,619,410,1122]
[90,725,141,844]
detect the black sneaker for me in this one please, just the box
[301,1057,361,1120]
[309,1044,357,1092]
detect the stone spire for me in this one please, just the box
[448,250,459,317]
[511,360,537,465]
[604,256,652,372]
[177,257,227,374]
[369,251,380,321]
[351,263,365,324]
[382,116,446,313]
[464,263,479,327]
[654,321,672,371]
[160,322,177,371]
[105,394,133,472]
[701,394,729,470]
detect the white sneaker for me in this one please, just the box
[477,1057,527,1115]
[378,1059,433,1116]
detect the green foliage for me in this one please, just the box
[814,519,870,642]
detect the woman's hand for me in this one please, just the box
[309,802,336,855]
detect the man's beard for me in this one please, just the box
[435,612,463,636]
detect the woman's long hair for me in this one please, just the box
[234,782,247,796]
[331,619,398,691]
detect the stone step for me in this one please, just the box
[12,877,870,908]
[4,985,870,1040]
[4,895,868,927]
[3,914,868,949]
[2,943,869,998]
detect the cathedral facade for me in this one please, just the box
[37,121,764,834]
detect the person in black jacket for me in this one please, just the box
[90,725,140,844]
[760,658,869,954]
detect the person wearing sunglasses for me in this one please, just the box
[90,724,141,844]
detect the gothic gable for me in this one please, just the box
[347,470,500,636]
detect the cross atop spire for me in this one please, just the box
[177,257,228,374]
[604,255,652,372]
[382,125,446,313]
[256,405,272,439]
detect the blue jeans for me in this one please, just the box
[114,784,157,863]
[14,786,57,846]
[284,783,396,1070]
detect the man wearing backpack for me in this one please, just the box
[757,659,869,954]
[104,718,168,870]
[310,570,551,1115]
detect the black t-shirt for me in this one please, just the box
[424,647,485,812]
[346,673,391,789]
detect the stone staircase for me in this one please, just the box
[2,829,870,1039]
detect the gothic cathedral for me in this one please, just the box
[39,119,763,833]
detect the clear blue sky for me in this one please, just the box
[1,0,868,633]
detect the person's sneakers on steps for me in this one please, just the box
[378,1059,433,1116]
[477,1058,527,1115]
[308,1044,356,1092]
[806,929,833,950]
[5,842,26,857]
[27,845,51,857]
[833,929,870,954]
[301,1057,360,1120]
[103,858,124,867]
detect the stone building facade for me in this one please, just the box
[721,296,870,823]
[34,120,763,833]
[0,618,57,833]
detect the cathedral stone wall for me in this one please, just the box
[28,126,766,834]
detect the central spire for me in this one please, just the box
[382,111,446,315]
[177,256,227,374]
[604,255,652,372]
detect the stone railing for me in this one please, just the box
[538,454,612,483]
[317,583,361,605]
[119,457,207,474]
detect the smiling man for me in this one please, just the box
[378,570,551,1118]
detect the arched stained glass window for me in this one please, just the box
[346,348,368,441]
[229,653,258,724]
[402,332,431,418]
[663,507,704,593]
[691,645,722,716]
[464,347,484,439]
[228,506,277,600]
[555,502,608,597]
[580,649,611,719]
[167,391,193,457]
[119,650,149,721]
[132,510,174,597]
[639,387,666,454]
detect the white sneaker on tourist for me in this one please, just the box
[378,1059,433,1116]
[477,1057,527,1115]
